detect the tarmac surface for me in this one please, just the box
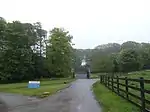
[0,74,101,112]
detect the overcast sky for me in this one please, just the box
[0,0,150,49]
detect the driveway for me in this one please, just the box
[0,79,101,112]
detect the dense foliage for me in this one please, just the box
[0,17,74,82]
[74,42,150,73]
[91,41,150,73]
[1,17,150,81]
[47,28,74,77]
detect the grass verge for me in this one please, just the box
[119,71,150,109]
[91,73,108,79]
[0,78,74,98]
[93,81,140,112]
[91,74,100,79]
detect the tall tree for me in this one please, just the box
[33,22,47,57]
[119,49,142,72]
[121,41,141,50]
[0,21,37,81]
[47,28,73,77]
[140,47,150,69]
[0,17,50,82]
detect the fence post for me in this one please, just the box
[125,77,129,99]
[108,76,110,88]
[140,77,145,112]
[106,75,108,87]
[117,76,120,94]
[103,75,104,84]
[112,76,114,91]
[100,75,102,83]
[105,75,106,86]
[104,75,106,86]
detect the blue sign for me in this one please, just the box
[28,81,40,88]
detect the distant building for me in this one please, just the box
[81,55,87,66]
[81,59,86,66]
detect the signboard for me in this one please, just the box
[28,81,40,88]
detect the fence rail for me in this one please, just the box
[100,75,150,112]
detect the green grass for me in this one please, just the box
[0,78,74,98]
[120,70,150,93]
[91,73,106,79]
[118,71,150,109]
[93,81,140,112]
[121,70,150,80]
[91,73,100,79]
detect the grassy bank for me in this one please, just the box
[93,81,140,112]
[91,73,109,79]
[91,73,100,79]
[119,71,150,109]
[0,78,74,98]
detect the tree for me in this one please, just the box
[47,28,73,77]
[119,49,142,72]
[0,18,50,82]
[121,41,141,50]
[91,55,113,73]
[90,42,150,73]
[0,17,7,53]
[0,21,36,81]
[33,22,47,57]
[95,43,121,53]
[140,47,150,69]
[32,22,48,78]
[111,53,120,73]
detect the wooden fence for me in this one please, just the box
[100,75,150,112]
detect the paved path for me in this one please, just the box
[0,79,101,112]
[76,74,87,79]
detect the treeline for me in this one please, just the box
[91,41,150,73]
[0,17,74,83]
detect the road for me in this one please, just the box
[0,78,101,112]
[76,73,87,79]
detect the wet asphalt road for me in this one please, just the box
[0,77,101,112]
